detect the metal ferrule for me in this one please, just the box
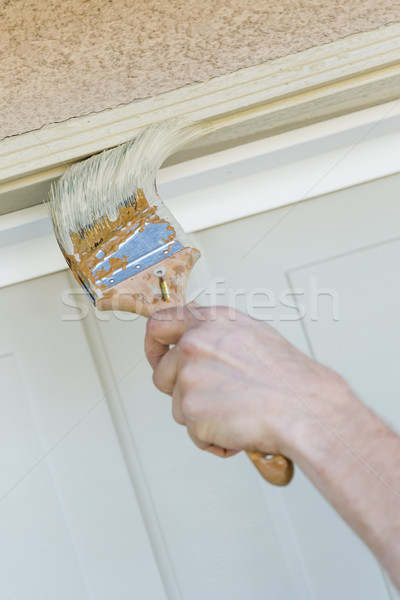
[82,221,182,301]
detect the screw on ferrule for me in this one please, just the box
[153,266,170,301]
[159,279,170,301]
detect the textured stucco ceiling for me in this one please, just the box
[1,0,400,140]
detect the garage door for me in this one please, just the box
[0,173,399,599]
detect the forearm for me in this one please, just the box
[283,384,400,588]
[145,307,400,587]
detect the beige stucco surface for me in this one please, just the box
[1,0,400,140]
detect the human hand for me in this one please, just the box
[145,305,400,588]
[145,304,346,460]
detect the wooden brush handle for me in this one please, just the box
[246,451,294,486]
[97,247,294,486]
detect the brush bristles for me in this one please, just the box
[47,120,200,255]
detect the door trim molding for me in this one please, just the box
[1,99,400,289]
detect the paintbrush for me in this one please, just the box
[47,120,294,486]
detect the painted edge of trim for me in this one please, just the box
[1,100,400,289]
[1,23,400,183]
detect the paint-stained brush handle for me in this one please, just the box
[246,451,294,486]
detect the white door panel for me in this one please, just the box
[289,239,400,426]
[0,274,167,600]
[0,353,89,600]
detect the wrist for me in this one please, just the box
[275,371,359,462]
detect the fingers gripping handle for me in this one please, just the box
[246,450,294,486]
[96,249,294,486]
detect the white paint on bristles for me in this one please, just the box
[47,120,202,254]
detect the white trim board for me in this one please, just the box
[1,100,400,289]
[1,23,400,186]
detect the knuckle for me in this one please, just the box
[178,364,197,390]
[179,331,202,357]
[194,421,210,444]
[152,368,170,394]
[146,316,159,338]
[216,305,231,320]
[171,403,185,425]
[151,369,163,391]
[181,393,199,420]
[152,368,159,388]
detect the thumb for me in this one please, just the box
[144,303,206,368]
